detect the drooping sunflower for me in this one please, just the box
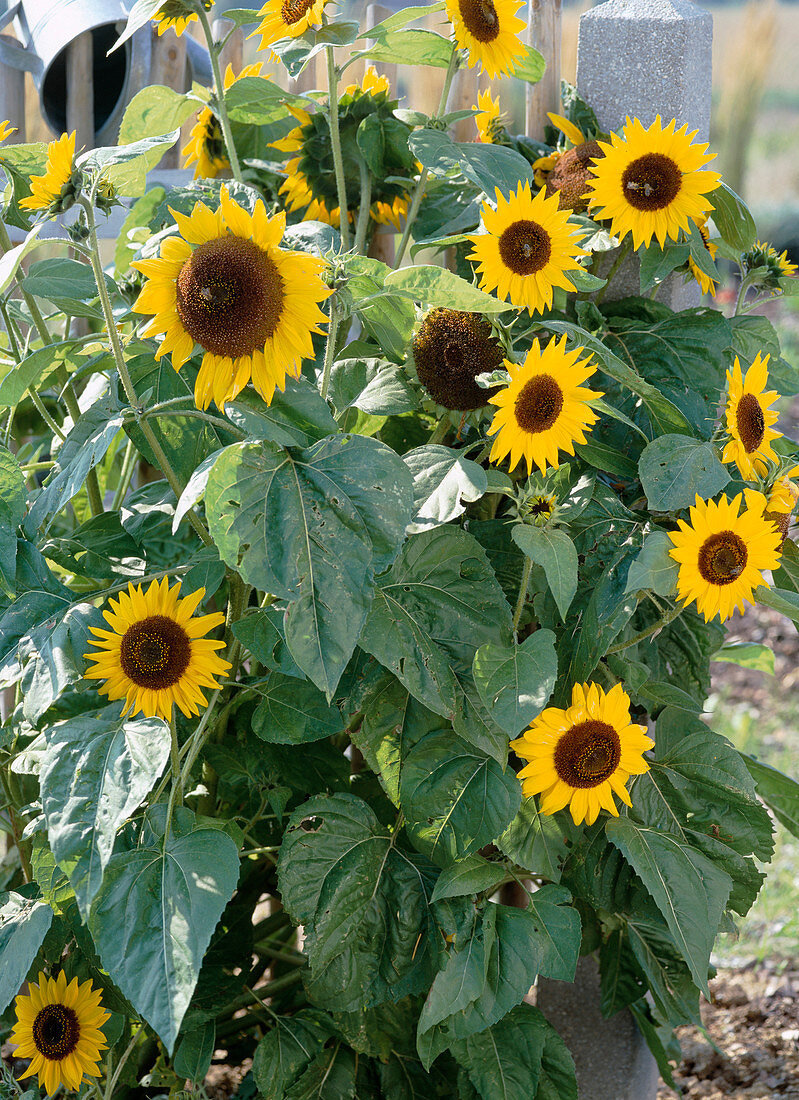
[511,682,654,826]
[742,239,798,287]
[586,115,721,250]
[721,352,781,479]
[132,187,331,409]
[271,68,415,233]
[11,972,110,1096]
[0,119,16,143]
[487,335,602,474]
[468,183,586,314]
[445,0,527,79]
[251,0,329,53]
[668,490,783,623]
[153,0,200,35]
[688,215,718,297]
[768,466,799,515]
[412,308,504,410]
[183,63,268,180]
[20,131,76,212]
[474,89,503,144]
[84,578,231,721]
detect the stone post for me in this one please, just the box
[575,0,713,305]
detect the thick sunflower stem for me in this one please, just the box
[319,298,341,401]
[394,47,460,268]
[325,46,351,253]
[734,271,754,315]
[103,1027,139,1100]
[512,555,534,637]
[169,710,182,808]
[111,438,137,512]
[428,417,451,445]
[195,3,244,183]
[354,156,373,256]
[78,198,214,548]
[595,237,632,305]
[605,603,682,655]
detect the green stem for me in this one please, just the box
[319,298,341,401]
[138,406,245,438]
[734,272,753,315]
[353,156,372,256]
[427,417,450,445]
[595,238,632,305]
[103,1028,139,1100]
[512,556,533,636]
[394,47,460,268]
[605,603,682,655]
[79,198,214,548]
[111,438,137,512]
[195,3,244,183]
[169,710,182,808]
[326,46,351,252]
[26,386,67,442]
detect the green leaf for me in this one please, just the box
[711,182,757,252]
[360,28,453,68]
[20,601,104,722]
[344,256,416,363]
[403,445,487,533]
[80,131,181,196]
[605,817,732,994]
[624,530,679,597]
[360,526,512,716]
[400,731,520,865]
[207,436,413,697]
[526,885,580,981]
[385,265,512,313]
[21,257,103,316]
[231,607,304,679]
[253,1011,335,1100]
[251,671,343,743]
[712,641,774,674]
[0,444,25,597]
[496,800,577,883]
[278,794,435,1010]
[0,223,42,294]
[225,377,337,448]
[755,584,799,622]
[328,357,418,416]
[512,526,577,620]
[225,76,310,124]
[744,755,799,839]
[0,339,84,409]
[563,541,639,686]
[450,1003,550,1098]
[472,631,557,736]
[638,435,729,511]
[284,1043,357,1099]
[411,129,533,198]
[430,855,508,902]
[110,0,165,52]
[0,892,53,1013]
[535,1013,578,1100]
[40,705,171,917]
[173,1022,216,1082]
[358,2,444,39]
[89,806,240,1053]
[513,45,546,83]
[639,242,690,294]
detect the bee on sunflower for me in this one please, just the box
[668,490,783,622]
[468,182,587,314]
[11,972,110,1096]
[445,0,527,79]
[721,352,781,480]
[511,682,654,826]
[131,186,331,410]
[183,63,269,180]
[586,115,721,249]
[271,68,415,233]
[487,335,603,475]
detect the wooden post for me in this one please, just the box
[66,31,94,149]
[0,38,26,140]
[213,19,244,74]
[149,28,188,168]
[366,2,397,91]
[526,0,562,140]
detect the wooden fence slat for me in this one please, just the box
[526,0,562,139]
[150,28,188,168]
[66,30,94,148]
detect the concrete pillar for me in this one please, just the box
[575,0,713,306]
[537,955,661,1100]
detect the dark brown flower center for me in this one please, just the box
[736,392,766,454]
[620,152,682,211]
[554,720,622,788]
[413,308,504,410]
[530,496,553,515]
[32,1004,80,1061]
[120,615,191,690]
[176,236,285,360]
[202,115,226,163]
[546,141,604,212]
[697,531,748,586]
[458,0,500,42]
[281,0,314,24]
[498,219,552,275]
[514,374,563,433]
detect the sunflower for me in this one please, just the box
[511,682,654,826]
[487,335,602,474]
[742,240,798,287]
[586,115,721,250]
[132,187,330,409]
[520,491,557,525]
[153,0,200,35]
[413,308,504,410]
[11,972,110,1095]
[183,63,267,180]
[688,215,718,297]
[721,352,781,479]
[474,89,503,144]
[0,119,16,142]
[768,466,799,515]
[445,0,526,78]
[668,490,782,623]
[84,578,231,721]
[468,183,586,314]
[251,0,329,52]
[19,131,76,212]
